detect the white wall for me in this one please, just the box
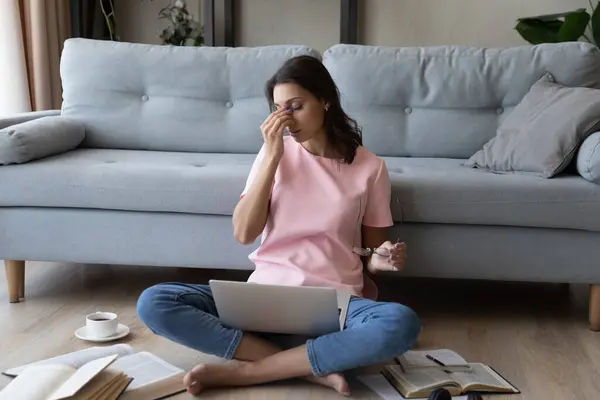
[360,0,592,48]
[115,0,592,51]
[235,0,339,52]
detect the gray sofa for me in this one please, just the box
[3,38,600,330]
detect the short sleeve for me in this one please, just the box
[240,144,267,198]
[362,159,394,227]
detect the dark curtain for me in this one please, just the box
[69,0,112,40]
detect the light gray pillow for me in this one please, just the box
[464,73,600,178]
[0,116,85,165]
[576,131,600,183]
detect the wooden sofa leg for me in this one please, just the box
[4,260,25,303]
[590,284,600,331]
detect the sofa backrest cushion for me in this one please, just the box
[323,42,600,158]
[60,39,321,153]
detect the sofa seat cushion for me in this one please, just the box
[0,149,255,215]
[384,157,600,232]
[2,149,599,232]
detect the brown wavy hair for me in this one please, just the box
[265,55,363,164]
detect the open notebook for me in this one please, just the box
[2,344,186,400]
[381,349,520,399]
[0,354,130,400]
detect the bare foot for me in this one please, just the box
[305,373,351,396]
[183,362,350,397]
[183,362,247,396]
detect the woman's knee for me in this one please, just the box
[380,303,421,354]
[136,284,171,330]
[137,283,214,333]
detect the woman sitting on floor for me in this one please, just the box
[136,54,421,397]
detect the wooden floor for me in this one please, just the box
[1,261,599,399]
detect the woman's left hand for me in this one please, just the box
[367,241,407,274]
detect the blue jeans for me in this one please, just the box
[136,282,421,376]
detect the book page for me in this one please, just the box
[358,374,469,400]
[385,365,459,392]
[110,352,184,391]
[68,370,125,400]
[95,375,132,400]
[0,364,74,400]
[85,374,131,400]
[49,354,119,400]
[398,349,468,369]
[3,344,134,377]
[452,363,517,392]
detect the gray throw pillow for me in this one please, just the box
[0,116,85,165]
[464,73,600,178]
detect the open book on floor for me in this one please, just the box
[381,349,520,399]
[0,354,130,400]
[2,344,186,400]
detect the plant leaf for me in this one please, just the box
[517,9,585,22]
[515,9,590,44]
[557,9,590,41]
[593,2,600,45]
[516,19,562,43]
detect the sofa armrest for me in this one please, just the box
[576,131,600,183]
[0,110,61,130]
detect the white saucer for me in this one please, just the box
[74,324,130,342]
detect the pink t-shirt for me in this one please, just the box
[240,136,393,300]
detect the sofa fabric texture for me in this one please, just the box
[1,150,600,232]
[0,116,85,165]
[0,110,61,131]
[0,149,255,216]
[322,42,600,159]
[2,208,600,284]
[60,39,321,154]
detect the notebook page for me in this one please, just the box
[99,375,132,400]
[67,370,125,400]
[48,354,119,400]
[387,365,458,392]
[85,374,131,400]
[0,365,73,400]
[451,363,516,391]
[3,344,134,376]
[110,352,183,390]
[399,349,467,369]
[357,374,469,400]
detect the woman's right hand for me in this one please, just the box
[260,108,293,162]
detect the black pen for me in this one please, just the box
[426,354,452,374]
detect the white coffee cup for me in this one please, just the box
[86,311,118,338]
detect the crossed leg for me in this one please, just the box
[184,333,350,396]
[137,282,420,397]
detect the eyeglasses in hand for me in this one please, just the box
[352,238,401,258]
[352,246,392,258]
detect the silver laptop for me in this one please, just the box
[209,280,350,336]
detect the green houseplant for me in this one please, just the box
[100,0,118,41]
[156,0,204,46]
[515,1,599,47]
[99,0,203,46]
